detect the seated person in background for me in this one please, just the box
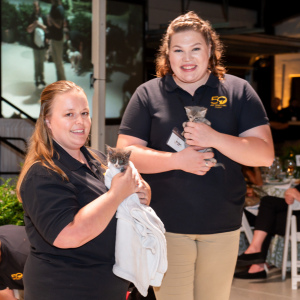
[242,166,263,187]
[242,166,263,208]
[235,184,300,279]
[268,97,289,148]
[280,98,300,142]
[0,225,29,300]
[280,98,300,122]
[268,97,288,130]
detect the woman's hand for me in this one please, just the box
[136,179,151,206]
[110,165,139,201]
[183,121,216,148]
[173,146,215,175]
[285,187,300,205]
[0,288,18,300]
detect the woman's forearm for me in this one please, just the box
[53,167,138,248]
[185,123,274,167]
[53,190,123,248]
[117,135,215,175]
[212,131,274,167]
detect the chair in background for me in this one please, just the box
[240,211,253,243]
[290,215,300,289]
[281,200,300,288]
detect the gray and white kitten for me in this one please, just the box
[106,145,132,172]
[182,106,225,169]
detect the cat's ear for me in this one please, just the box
[106,144,113,155]
[184,106,191,114]
[199,107,207,117]
[125,150,132,159]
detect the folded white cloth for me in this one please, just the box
[105,161,168,297]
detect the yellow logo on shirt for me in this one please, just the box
[210,96,227,108]
[11,273,23,280]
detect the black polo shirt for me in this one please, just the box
[20,142,129,300]
[0,225,29,290]
[48,5,64,41]
[119,73,269,234]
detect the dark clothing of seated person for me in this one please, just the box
[267,98,289,144]
[235,184,300,279]
[279,98,300,141]
[0,225,30,300]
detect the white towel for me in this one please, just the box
[105,161,168,297]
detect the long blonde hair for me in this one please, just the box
[16,80,105,201]
[156,11,226,80]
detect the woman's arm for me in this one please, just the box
[117,134,215,175]
[53,165,138,248]
[136,178,151,206]
[27,20,37,33]
[183,123,274,167]
[47,15,63,29]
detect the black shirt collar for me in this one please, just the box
[53,141,90,171]
[52,141,105,180]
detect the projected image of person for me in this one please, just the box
[27,1,48,88]
[47,0,66,81]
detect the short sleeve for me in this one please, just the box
[21,166,79,244]
[119,86,152,142]
[238,81,269,134]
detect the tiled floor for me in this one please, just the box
[230,268,300,299]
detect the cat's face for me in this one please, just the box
[185,106,207,121]
[106,145,131,172]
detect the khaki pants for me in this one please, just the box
[154,230,240,300]
[33,48,46,83]
[51,39,66,81]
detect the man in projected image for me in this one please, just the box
[47,0,66,81]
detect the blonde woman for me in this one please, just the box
[17,80,150,300]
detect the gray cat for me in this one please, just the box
[182,106,225,169]
[106,145,132,172]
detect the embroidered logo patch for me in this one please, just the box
[11,273,23,280]
[210,96,227,108]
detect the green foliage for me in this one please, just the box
[70,11,92,41]
[1,0,18,30]
[0,178,24,226]
[16,2,33,46]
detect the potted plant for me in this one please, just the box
[0,177,24,226]
[1,0,18,43]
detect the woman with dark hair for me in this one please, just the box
[116,11,274,300]
[16,80,151,300]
